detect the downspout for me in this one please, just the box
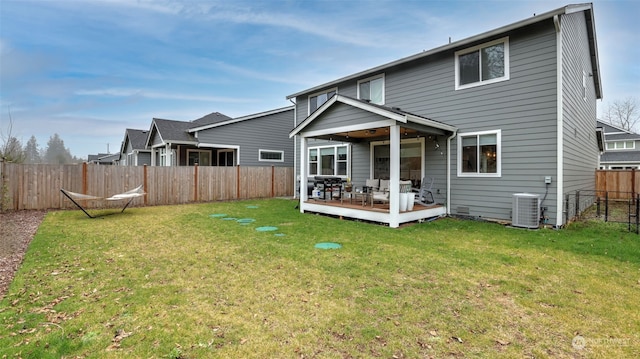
[289,97,298,199]
[554,14,564,227]
[446,129,458,215]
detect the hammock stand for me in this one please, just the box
[60,185,145,218]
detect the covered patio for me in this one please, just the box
[290,94,457,228]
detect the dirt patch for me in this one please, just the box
[0,210,47,300]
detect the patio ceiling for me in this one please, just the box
[312,126,435,143]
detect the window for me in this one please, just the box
[455,37,509,90]
[457,130,501,177]
[606,141,635,150]
[371,138,424,181]
[259,149,284,162]
[308,145,349,177]
[218,149,235,166]
[358,74,384,105]
[308,88,337,115]
[159,148,175,166]
[188,149,211,166]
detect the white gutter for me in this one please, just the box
[289,97,298,198]
[554,14,564,227]
[446,129,458,215]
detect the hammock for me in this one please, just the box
[60,185,145,218]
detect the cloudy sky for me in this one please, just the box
[1,0,638,158]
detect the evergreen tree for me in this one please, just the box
[44,133,73,164]
[0,136,25,163]
[23,135,41,164]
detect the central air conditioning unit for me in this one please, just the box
[512,193,540,229]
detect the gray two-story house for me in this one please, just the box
[288,3,602,228]
[597,120,640,169]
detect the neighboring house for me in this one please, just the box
[87,153,119,165]
[288,3,602,228]
[189,106,295,167]
[145,112,232,166]
[117,129,151,166]
[145,108,295,167]
[597,120,640,169]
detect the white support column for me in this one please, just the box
[299,136,308,212]
[389,124,400,228]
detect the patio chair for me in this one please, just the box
[60,185,145,218]
[372,179,390,205]
[414,177,435,205]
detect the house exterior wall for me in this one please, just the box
[197,109,294,167]
[560,11,599,222]
[294,20,561,223]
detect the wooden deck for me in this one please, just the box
[300,194,446,227]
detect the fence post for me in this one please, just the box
[271,166,275,198]
[636,194,639,234]
[632,168,636,204]
[194,164,198,202]
[236,165,241,199]
[0,159,4,212]
[143,165,148,206]
[596,196,600,217]
[82,162,88,194]
[605,191,609,222]
[575,190,580,219]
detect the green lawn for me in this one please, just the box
[1,199,639,358]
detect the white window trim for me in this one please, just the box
[307,144,350,178]
[457,129,502,177]
[187,149,211,166]
[357,73,385,105]
[258,149,284,162]
[369,137,425,180]
[218,149,235,166]
[307,87,338,116]
[454,37,510,91]
[606,141,636,150]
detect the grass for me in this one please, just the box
[1,198,640,358]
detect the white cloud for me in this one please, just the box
[75,88,256,103]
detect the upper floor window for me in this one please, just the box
[606,141,635,150]
[357,74,385,105]
[308,88,337,115]
[455,37,509,90]
[457,130,501,177]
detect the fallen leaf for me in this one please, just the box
[496,339,510,346]
[429,330,438,337]
[452,336,463,343]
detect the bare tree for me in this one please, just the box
[603,97,640,132]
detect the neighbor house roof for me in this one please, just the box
[191,112,232,126]
[596,120,640,141]
[286,3,601,100]
[146,118,198,147]
[600,151,640,163]
[120,129,149,154]
[189,106,294,133]
[289,94,456,138]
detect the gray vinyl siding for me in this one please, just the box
[196,109,294,167]
[561,12,599,220]
[137,152,151,166]
[383,20,559,222]
[304,103,388,133]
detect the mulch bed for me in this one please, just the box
[0,210,47,300]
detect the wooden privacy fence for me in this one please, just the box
[595,169,640,199]
[0,162,294,211]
